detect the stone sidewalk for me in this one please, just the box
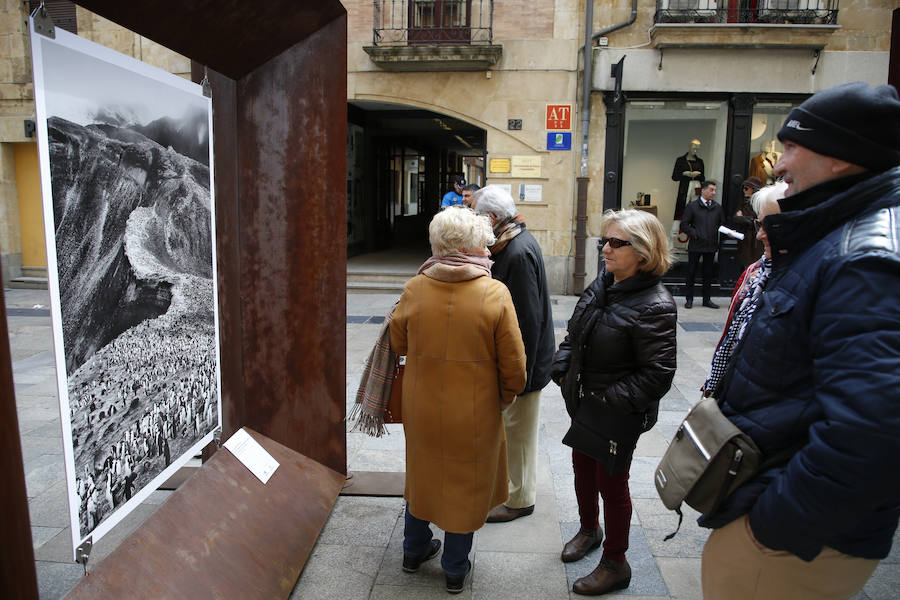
[6,287,897,599]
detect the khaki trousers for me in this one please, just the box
[502,389,541,508]
[702,515,879,600]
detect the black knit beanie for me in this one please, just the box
[777,82,900,172]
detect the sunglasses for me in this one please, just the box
[599,237,632,249]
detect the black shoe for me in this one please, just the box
[684,298,693,309]
[445,560,472,594]
[702,300,720,309]
[403,539,441,573]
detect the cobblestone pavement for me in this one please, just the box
[6,287,897,598]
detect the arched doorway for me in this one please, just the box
[347,101,485,291]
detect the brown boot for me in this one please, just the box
[572,557,631,596]
[561,528,603,563]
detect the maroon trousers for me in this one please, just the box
[572,449,632,563]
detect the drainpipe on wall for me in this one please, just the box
[573,0,638,294]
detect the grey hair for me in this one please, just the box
[428,206,496,256]
[471,185,517,219]
[750,181,788,217]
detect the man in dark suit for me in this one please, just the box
[679,180,725,308]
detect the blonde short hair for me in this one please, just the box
[429,206,496,256]
[600,209,673,276]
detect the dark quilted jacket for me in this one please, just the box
[551,271,676,472]
[700,166,900,562]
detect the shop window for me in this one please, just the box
[748,102,800,185]
[621,100,728,260]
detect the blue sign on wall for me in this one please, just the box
[547,132,571,151]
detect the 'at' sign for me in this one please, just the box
[546,104,572,130]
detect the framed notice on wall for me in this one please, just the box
[510,156,542,178]
[30,17,222,558]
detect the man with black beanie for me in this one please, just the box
[700,82,900,600]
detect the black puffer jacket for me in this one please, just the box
[551,271,677,472]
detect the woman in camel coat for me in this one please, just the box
[390,206,526,592]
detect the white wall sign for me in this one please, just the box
[519,184,543,203]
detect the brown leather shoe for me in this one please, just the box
[572,558,631,596]
[561,528,603,563]
[486,504,535,523]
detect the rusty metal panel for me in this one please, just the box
[4,3,349,591]
[0,285,39,598]
[74,1,347,80]
[236,16,348,475]
[64,429,345,599]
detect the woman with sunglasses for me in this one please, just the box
[551,209,676,596]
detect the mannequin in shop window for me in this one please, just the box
[748,140,781,184]
[671,138,705,220]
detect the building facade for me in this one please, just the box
[345,0,897,293]
[0,0,189,286]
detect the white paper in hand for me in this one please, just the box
[718,225,744,241]
[223,428,280,484]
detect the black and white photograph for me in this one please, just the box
[30,23,221,555]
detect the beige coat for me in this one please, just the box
[390,269,526,533]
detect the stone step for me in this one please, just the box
[21,266,48,278]
[8,276,48,290]
[346,271,415,285]
[347,281,405,294]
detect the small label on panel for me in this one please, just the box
[224,428,280,484]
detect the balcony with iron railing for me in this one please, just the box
[364,1,502,71]
[656,0,838,25]
[651,0,840,51]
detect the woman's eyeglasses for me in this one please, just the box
[599,237,632,249]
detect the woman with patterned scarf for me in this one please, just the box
[703,182,787,399]
[390,206,526,594]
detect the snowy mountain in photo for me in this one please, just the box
[46,115,213,372]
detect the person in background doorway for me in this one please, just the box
[680,180,725,309]
[391,206,526,594]
[732,176,765,268]
[471,185,557,524]
[441,175,467,208]
[462,183,480,208]
[551,209,676,596]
